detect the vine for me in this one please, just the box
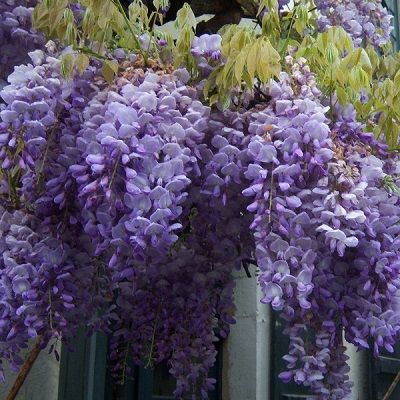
[0,1,400,399]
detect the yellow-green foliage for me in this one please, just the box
[32,0,400,149]
[33,0,151,81]
[173,4,197,71]
[204,26,281,107]
[296,27,371,103]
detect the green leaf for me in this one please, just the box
[394,69,400,89]
[336,87,347,105]
[175,3,196,30]
[325,43,339,65]
[385,116,399,150]
[358,48,372,71]
[247,42,259,82]
[234,51,247,82]
[209,94,219,106]
[32,2,50,29]
[60,52,74,78]
[102,60,119,82]
[76,53,90,74]
[257,38,281,83]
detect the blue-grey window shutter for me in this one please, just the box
[58,332,222,400]
[370,346,400,399]
[384,0,400,49]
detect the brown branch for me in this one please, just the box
[383,370,400,400]
[6,336,43,400]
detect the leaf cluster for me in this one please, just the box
[173,3,197,71]
[204,25,281,107]
[32,0,400,149]
[33,0,171,81]
[297,27,371,103]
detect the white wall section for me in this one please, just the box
[222,268,271,400]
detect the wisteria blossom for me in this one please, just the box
[0,1,399,399]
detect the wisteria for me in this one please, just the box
[72,65,208,260]
[0,206,103,375]
[314,0,393,47]
[0,0,43,88]
[0,48,108,378]
[0,50,101,215]
[191,34,223,77]
[64,61,254,396]
[0,0,400,399]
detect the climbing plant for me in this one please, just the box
[1,1,400,399]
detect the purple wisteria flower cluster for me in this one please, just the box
[0,206,103,377]
[0,50,108,377]
[314,0,393,48]
[191,34,223,77]
[72,66,207,261]
[69,64,251,397]
[0,50,101,215]
[192,48,400,398]
[0,0,399,398]
[0,0,44,89]
[0,51,243,397]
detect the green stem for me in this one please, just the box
[109,153,121,189]
[280,3,298,56]
[145,303,161,368]
[73,46,108,61]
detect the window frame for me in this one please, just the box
[58,331,223,400]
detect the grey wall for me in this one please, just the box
[0,342,60,400]
[222,268,271,400]
[221,268,369,400]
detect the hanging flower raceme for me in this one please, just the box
[106,196,239,399]
[241,58,400,398]
[0,205,103,381]
[0,0,44,88]
[192,51,400,398]
[0,49,109,379]
[327,106,400,356]
[0,0,400,399]
[314,0,392,48]
[67,62,242,398]
[0,50,101,216]
[71,64,210,262]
